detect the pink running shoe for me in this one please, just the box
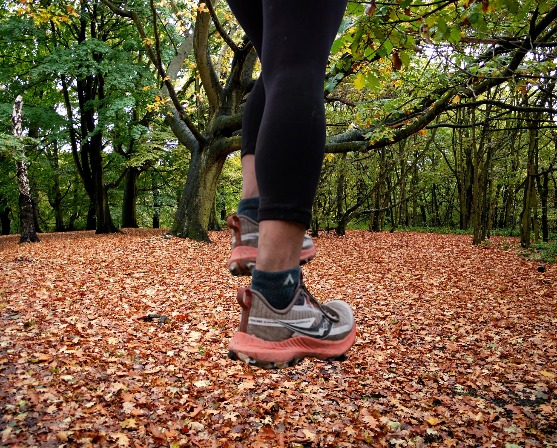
[227,214,316,276]
[228,279,356,369]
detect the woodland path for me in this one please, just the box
[0,229,555,447]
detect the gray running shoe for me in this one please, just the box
[228,278,356,369]
[227,214,316,276]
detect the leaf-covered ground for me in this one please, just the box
[0,229,555,447]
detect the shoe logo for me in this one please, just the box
[278,316,332,339]
[283,274,296,286]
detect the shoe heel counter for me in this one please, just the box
[227,214,242,247]
[236,287,252,333]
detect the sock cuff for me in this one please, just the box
[237,197,260,221]
[251,266,301,309]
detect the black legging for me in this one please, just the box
[226,0,348,228]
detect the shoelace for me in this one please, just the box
[298,282,341,323]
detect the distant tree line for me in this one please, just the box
[0,0,555,248]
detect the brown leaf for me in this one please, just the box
[149,424,167,443]
[365,1,376,16]
[392,50,402,71]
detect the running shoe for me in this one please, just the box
[227,214,316,276]
[228,279,356,369]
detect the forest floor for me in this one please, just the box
[0,229,555,448]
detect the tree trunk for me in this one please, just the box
[152,172,161,229]
[411,163,419,226]
[501,117,522,229]
[431,184,440,227]
[370,148,387,231]
[398,159,408,227]
[91,146,116,234]
[551,173,557,209]
[385,173,395,229]
[0,200,11,235]
[0,211,10,235]
[520,121,538,248]
[452,112,474,231]
[122,166,140,228]
[208,200,221,231]
[486,175,495,239]
[26,127,43,234]
[472,105,494,245]
[17,165,40,243]
[532,189,539,242]
[538,171,549,242]
[369,192,381,231]
[48,141,66,232]
[61,34,116,235]
[30,180,42,234]
[171,146,227,241]
[335,153,347,236]
[86,202,96,230]
[12,96,40,243]
[420,201,427,225]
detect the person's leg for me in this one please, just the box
[253,0,348,294]
[225,0,268,272]
[238,79,264,204]
[255,0,347,227]
[241,154,258,199]
[226,0,263,215]
[225,0,316,275]
[228,0,355,369]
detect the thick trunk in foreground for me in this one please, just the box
[171,147,226,241]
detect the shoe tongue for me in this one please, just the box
[293,281,308,305]
[294,292,305,306]
[297,285,341,323]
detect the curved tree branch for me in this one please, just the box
[205,0,238,53]
[100,0,206,145]
[326,4,557,154]
[446,100,557,115]
[194,0,223,114]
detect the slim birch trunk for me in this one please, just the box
[12,96,40,243]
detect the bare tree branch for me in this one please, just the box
[205,0,238,52]
[100,0,206,145]
[193,0,223,114]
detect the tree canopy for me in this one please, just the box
[0,0,555,245]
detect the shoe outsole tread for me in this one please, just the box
[228,325,356,369]
[227,349,349,370]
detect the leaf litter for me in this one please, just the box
[0,229,555,447]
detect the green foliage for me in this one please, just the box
[0,0,555,239]
[216,153,242,224]
[0,154,17,217]
[522,239,557,264]
[0,134,25,159]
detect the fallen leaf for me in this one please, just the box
[121,418,137,429]
[426,416,442,426]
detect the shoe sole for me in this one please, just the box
[228,325,356,369]
[227,245,317,276]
